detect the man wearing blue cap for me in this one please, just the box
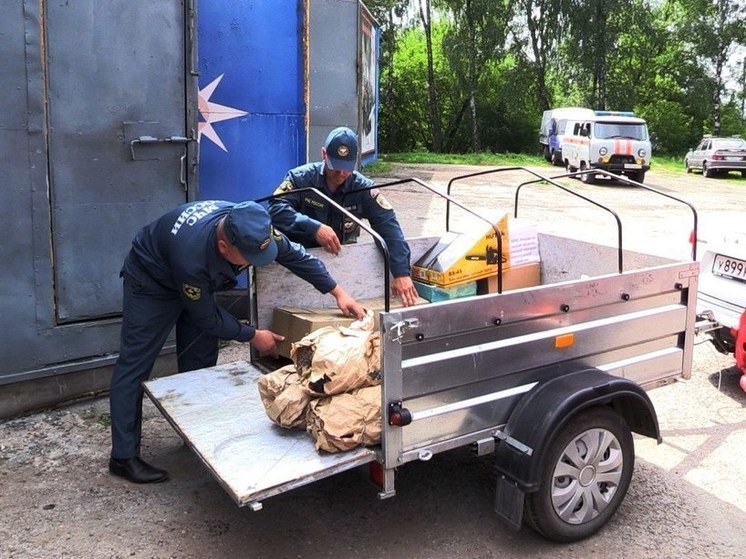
[268,127,418,307]
[108,200,364,484]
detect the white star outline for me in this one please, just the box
[198,74,248,152]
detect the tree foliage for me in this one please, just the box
[365,0,746,155]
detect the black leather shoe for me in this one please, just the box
[109,457,169,484]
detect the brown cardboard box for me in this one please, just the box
[272,296,427,359]
[476,262,542,294]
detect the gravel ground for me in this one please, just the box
[1,163,745,558]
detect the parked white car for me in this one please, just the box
[697,229,746,390]
[685,136,746,178]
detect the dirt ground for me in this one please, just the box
[1,162,745,558]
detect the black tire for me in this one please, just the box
[543,145,552,162]
[703,162,715,178]
[551,150,563,166]
[631,170,645,184]
[579,162,595,184]
[524,407,634,542]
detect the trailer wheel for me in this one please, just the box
[524,406,634,542]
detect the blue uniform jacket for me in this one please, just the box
[268,162,412,278]
[124,200,336,342]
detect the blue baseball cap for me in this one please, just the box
[324,126,358,171]
[225,201,278,267]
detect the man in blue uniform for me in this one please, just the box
[109,200,364,484]
[268,127,418,307]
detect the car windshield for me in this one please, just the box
[594,123,648,141]
[713,139,746,150]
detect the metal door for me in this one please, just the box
[46,1,197,322]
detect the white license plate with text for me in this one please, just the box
[713,253,746,282]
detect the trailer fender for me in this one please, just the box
[493,368,660,529]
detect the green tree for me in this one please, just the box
[673,0,746,134]
[518,0,571,112]
[439,0,513,151]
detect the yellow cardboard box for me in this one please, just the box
[412,214,541,287]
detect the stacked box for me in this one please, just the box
[413,279,477,302]
[412,214,510,287]
[412,216,540,288]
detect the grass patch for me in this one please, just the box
[650,154,686,173]
[364,151,687,175]
[379,151,546,166]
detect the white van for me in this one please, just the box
[562,111,651,184]
[539,107,594,165]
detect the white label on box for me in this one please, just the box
[509,221,540,266]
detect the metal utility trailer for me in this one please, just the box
[144,169,699,542]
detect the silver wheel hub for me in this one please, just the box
[551,428,623,524]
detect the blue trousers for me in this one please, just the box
[109,263,219,459]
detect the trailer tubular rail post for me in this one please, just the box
[363,177,505,292]
[513,175,625,274]
[552,168,700,261]
[444,166,624,274]
[256,188,392,311]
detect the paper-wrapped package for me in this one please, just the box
[306,385,382,453]
[290,311,381,396]
[256,364,312,429]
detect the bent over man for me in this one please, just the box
[268,127,418,307]
[109,200,364,484]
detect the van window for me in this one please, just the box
[557,119,568,134]
[594,122,648,141]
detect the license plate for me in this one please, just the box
[712,254,746,282]
[624,163,642,169]
[724,156,744,161]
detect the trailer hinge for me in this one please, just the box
[388,318,419,343]
[494,429,533,456]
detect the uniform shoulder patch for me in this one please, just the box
[182,283,202,301]
[373,191,393,210]
[273,180,294,196]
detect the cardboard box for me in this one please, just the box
[412,216,539,287]
[476,262,542,294]
[273,296,427,359]
[413,279,477,302]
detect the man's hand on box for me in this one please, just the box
[392,276,418,307]
[329,285,365,319]
[250,329,285,357]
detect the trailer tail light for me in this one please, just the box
[388,401,412,426]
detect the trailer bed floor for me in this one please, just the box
[144,361,377,507]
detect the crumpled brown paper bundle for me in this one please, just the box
[305,385,382,453]
[256,364,312,429]
[290,311,381,396]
